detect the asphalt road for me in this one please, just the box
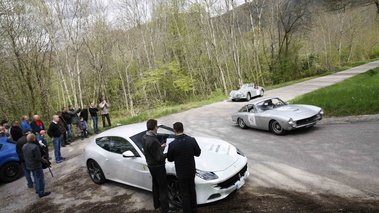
[158,60,379,199]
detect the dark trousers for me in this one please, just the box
[31,167,45,197]
[148,165,169,213]
[178,177,197,213]
[101,114,111,127]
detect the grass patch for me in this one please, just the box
[110,92,226,126]
[290,68,379,117]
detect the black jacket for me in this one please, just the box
[89,107,99,117]
[10,126,23,142]
[80,109,89,121]
[30,120,45,135]
[47,121,62,138]
[142,131,166,167]
[16,135,28,162]
[22,142,43,170]
[167,134,201,179]
[62,112,72,124]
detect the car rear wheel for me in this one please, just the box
[260,90,264,97]
[270,120,286,135]
[87,159,106,184]
[167,176,183,208]
[0,162,22,183]
[246,93,251,101]
[238,118,247,129]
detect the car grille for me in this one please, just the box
[296,115,318,126]
[217,164,248,189]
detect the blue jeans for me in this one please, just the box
[31,167,45,196]
[52,137,61,162]
[84,121,91,134]
[92,116,98,133]
[21,162,33,187]
[67,124,72,141]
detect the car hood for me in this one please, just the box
[267,104,321,120]
[193,137,239,172]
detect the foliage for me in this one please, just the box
[291,67,379,117]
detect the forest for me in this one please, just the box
[1,0,379,122]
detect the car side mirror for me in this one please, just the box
[122,150,135,158]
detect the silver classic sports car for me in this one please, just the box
[229,83,264,101]
[84,123,249,207]
[232,97,324,135]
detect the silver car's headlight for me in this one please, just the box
[320,109,324,115]
[288,118,295,126]
[196,169,219,180]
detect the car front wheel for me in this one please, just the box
[260,90,264,97]
[238,118,247,129]
[270,120,286,135]
[246,93,251,101]
[0,162,22,183]
[167,176,183,208]
[87,159,106,184]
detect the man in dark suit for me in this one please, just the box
[167,122,201,213]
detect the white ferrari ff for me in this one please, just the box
[84,123,249,207]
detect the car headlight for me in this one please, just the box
[288,118,295,126]
[196,169,219,180]
[320,109,324,115]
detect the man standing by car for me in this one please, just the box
[167,122,201,213]
[89,102,99,134]
[22,133,51,198]
[141,119,171,213]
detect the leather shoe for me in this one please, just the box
[39,192,51,198]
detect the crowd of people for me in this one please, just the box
[0,99,112,199]
[2,100,203,212]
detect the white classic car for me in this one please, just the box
[84,123,249,207]
[229,83,264,101]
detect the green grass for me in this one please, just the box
[110,92,226,126]
[290,68,379,117]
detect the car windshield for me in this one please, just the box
[129,125,176,155]
[256,98,287,112]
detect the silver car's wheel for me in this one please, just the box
[238,118,247,129]
[260,90,264,97]
[87,159,106,184]
[270,120,286,135]
[246,93,251,101]
[167,176,183,208]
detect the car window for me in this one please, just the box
[238,105,248,112]
[96,136,139,156]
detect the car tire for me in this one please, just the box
[86,159,106,184]
[270,120,286,135]
[246,93,251,101]
[231,99,236,102]
[0,162,22,183]
[238,118,247,129]
[260,90,264,97]
[167,176,183,208]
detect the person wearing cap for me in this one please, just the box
[39,130,49,160]
[16,129,34,188]
[1,120,10,137]
[22,133,51,198]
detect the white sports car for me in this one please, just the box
[84,123,249,207]
[229,83,264,101]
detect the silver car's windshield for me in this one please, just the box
[256,98,287,112]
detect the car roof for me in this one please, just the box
[248,96,278,104]
[95,122,147,139]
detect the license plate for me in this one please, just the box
[235,177,246,190]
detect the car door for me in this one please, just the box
[245,104,259,128]
[102,136,152,191]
